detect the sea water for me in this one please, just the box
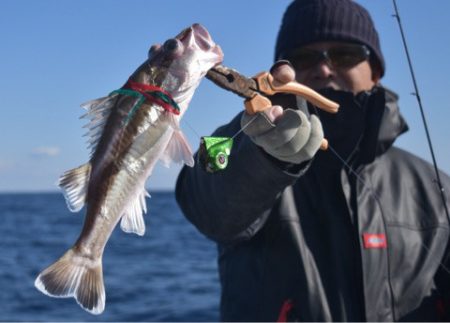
[0,192,220,321]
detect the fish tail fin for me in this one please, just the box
[34,248,105,315]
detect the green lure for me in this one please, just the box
[198,136,234,173]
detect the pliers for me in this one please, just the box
[206,64,340,149]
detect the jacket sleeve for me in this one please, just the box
[175,112,307,243]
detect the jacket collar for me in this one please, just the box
[357,86,409,164]
[374,86,409,156]
[314,86,409,167]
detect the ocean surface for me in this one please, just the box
[0,192,220,322]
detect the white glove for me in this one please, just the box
[241,106,324,164]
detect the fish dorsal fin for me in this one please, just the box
[160,116,194,167]
[120,189,150,236]
[58,163,91,212]
[80,94,118,156]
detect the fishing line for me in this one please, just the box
[182,118,202,140]
[231,114,260,140]
[183,109,260,141]
[327,144,367,189]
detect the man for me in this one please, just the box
[176,0,450,321]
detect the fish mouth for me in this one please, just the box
[136,23,223,103]
[191,23,214,51]
[178,23,224,62]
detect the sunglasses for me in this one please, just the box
[285,44,370,70]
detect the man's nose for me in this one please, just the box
[313,60,334,79]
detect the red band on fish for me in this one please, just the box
[123,79,180,115]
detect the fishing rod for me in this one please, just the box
[392,0,450,221]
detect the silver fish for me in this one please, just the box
[34,23,223,315]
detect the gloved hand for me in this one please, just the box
[241,62,324,164]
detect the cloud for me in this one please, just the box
[31,146,61,157]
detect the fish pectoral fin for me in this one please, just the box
[58,163,91,212]
[34,248,105,315]
[160,130,194,167]
[120,188,150,236]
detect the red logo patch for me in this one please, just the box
[363,233,387,249]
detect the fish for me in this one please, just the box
[34,23,223,315]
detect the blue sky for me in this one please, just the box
[1,0,449,192]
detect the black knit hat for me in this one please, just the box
[275,0,385,76]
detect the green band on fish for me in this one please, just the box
[109,89,146,125]
[110,81,181,126]
[123,80,180,115]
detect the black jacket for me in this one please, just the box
[176,87,450,321]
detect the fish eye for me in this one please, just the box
[148,44,161,59]
[163,39,180,52]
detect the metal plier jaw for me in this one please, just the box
[206,64,340,150]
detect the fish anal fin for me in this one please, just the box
[58,164,91,212]
[34,248,105,315]
[120,189,149,236]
